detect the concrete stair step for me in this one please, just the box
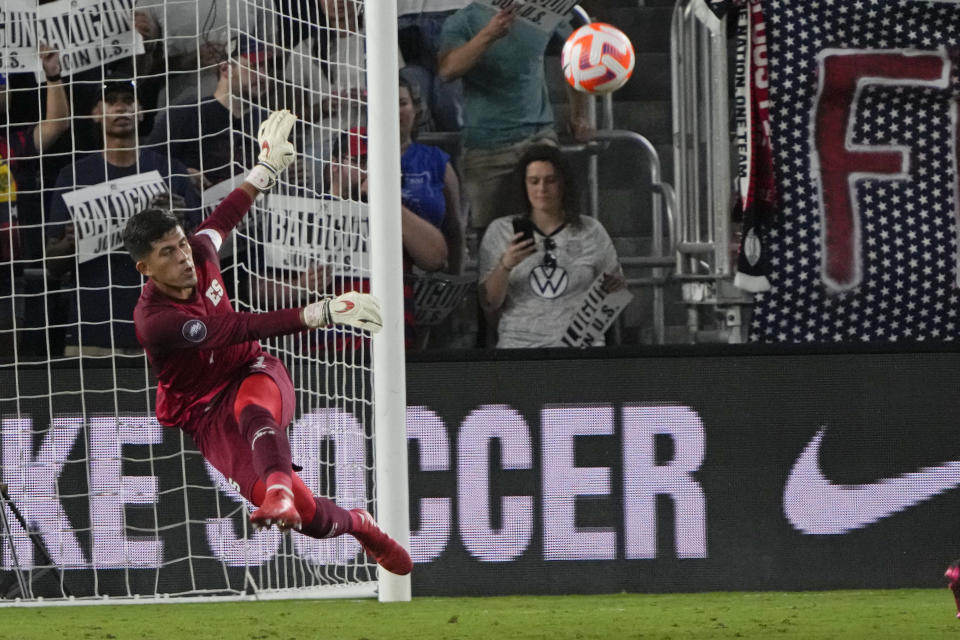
[611,100,672,144]
[601,7,675,53]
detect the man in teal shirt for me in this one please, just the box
[438,3,593,235]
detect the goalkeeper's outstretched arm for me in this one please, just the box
[137,292,383,354]
[195,109,299,252]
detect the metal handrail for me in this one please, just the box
[669,0,757,343]
[671,0,732,281]
[587,130,677,344]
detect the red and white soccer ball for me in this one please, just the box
[561,23,636,94]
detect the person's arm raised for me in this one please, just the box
[438,9,515,81]
[33,44,69,152]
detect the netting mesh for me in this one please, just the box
[0,0,380,602]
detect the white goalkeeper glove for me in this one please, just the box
[303,292,383,334]
[246,109,298,192]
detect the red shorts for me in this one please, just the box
[188,352,296,501]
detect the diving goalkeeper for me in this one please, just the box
[122,109,412,576]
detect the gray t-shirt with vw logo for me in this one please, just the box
[479,215,620,348]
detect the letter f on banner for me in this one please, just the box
[812,49,948,290]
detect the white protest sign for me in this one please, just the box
[476,0,577,32]
[260,195,369,277]
[0,0,35,73]
[412,274,475,327]
[62,171,167,264]
[200,177,243,218]
[560,274,633,347]
[0,0,144,78]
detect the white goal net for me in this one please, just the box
[0,0,400,603]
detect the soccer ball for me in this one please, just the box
[561,23,636,94]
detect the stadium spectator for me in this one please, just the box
[397,0,469,132]
[279,0,412,192]
[399,74,469,349]
[46,75,201,357]
[122,109,412,574]
[146,34,270,189]
[399,75,464,274]
[438,3,594,236]
[134,0,272,108]
[0,46,69,358]
[477,145,623,348]
[257,127,446,352]
[330,127,448,274]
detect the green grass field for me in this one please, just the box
[0,589,958,639]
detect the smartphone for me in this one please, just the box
[512,217,535,243]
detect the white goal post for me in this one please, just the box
[0,0,410,604]
[365,1,412,605]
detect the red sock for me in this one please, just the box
[300,497,354,539]
[237,404,292,485]
[235,374,292,487]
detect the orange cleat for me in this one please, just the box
[250,485,302,531]
[350,509,413,576]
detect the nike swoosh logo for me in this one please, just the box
[783,427,960,535]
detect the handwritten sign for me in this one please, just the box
[476,0,577,32]
[0,0,144,78]
[560,275,633,347]
[62,171,167,264]
[260,195,370,277]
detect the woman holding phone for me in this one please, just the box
[477,144,625,348]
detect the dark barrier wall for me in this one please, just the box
[3,349,960,597]
[408,349,960,594]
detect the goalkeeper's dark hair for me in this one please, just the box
[123,207,181,261]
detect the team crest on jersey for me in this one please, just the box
[205,279,224,306]
[529,265,568,299]
[181,319,208,343]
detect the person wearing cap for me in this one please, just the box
[0,45,69,358]
[146,33,270,189]
[45,75,201,357]
[133,0,270,108]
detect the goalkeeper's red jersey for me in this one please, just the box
[133,188,304,430]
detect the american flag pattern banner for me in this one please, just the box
[749,0,960,343]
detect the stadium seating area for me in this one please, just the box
[0,0,691,360]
